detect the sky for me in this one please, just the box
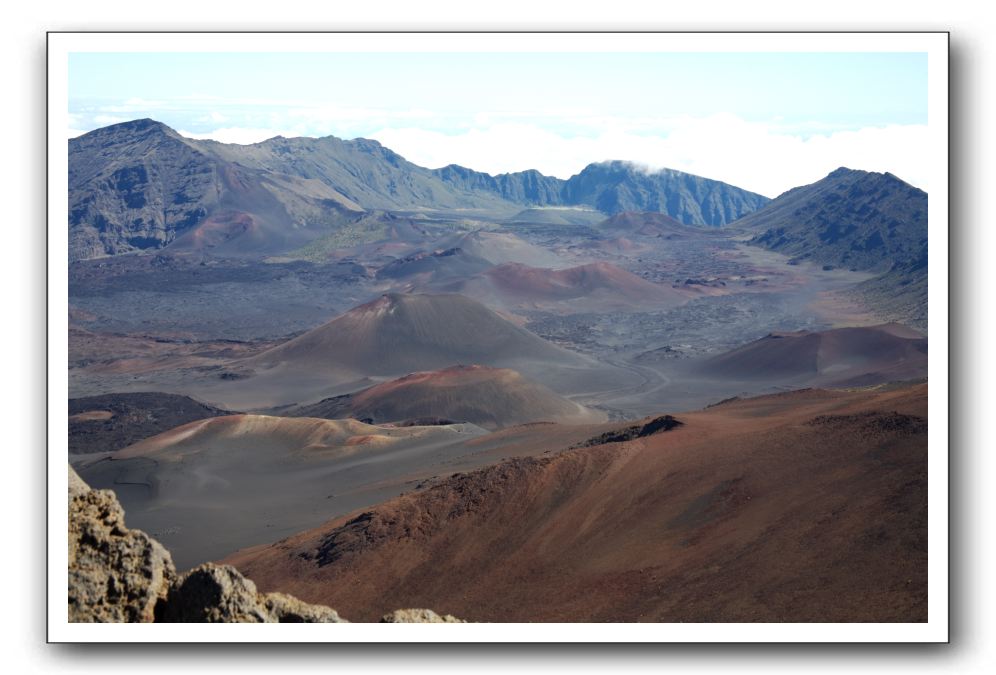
[68,52,929,197]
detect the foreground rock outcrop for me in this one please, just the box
[68,469,174,622]
[157,564,347,623]
[68,466,457,623]
[380,609,464,623]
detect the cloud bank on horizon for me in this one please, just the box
[68,52,929,198]
[365,116,929,198]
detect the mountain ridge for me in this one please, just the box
[736,167,928,330]
[69,119,770,260]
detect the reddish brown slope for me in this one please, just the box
[185,293,639,409]
[443,261,689,311]
[288,365,604,429]
[225,382,928,622]
[246,292,597,375]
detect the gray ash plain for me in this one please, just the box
[70,253,378,340]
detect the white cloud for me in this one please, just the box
[369,115,930,197]
[93,114,128,126]
[122,97,166,108]
[286,105,436,124]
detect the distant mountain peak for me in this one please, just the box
[348,137,386,151]
[822,166,923,193]
[74,117,179,141]
[737,166,927,329]
[827,166,858,178]
[110,117,171,132]
[564,161,769,225]
[586,160,687,177]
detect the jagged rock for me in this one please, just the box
[157,564,348,623]
[157,564,270,623]
[263,592,348,623]
[572,414,683,448]
[68,466,91,498]
[380,609,465,623]
[68,465,458,623]
[68,467,175,622]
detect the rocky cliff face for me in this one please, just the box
[560,161,770,225]
[430,164,566,205]
[67,466,462,624]
[432,160,770,225]
[68,120,222,261]
[68,120,369,262]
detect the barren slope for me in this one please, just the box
[287,365,605,429]
[440,262,689,312]
[697,323,927,387]
[597,210,724,238]
[434,230,564,268]
[228,293,636,407]
[226,383,928,622]
[72,414,490,570]
[248,293,591,373]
